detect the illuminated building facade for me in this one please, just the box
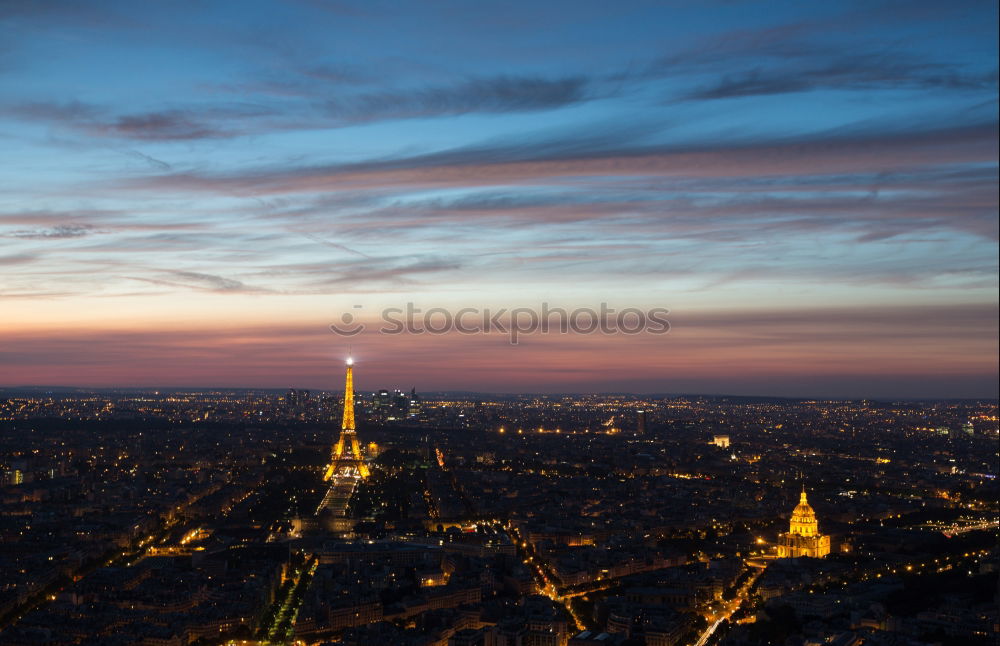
[776,487,830,558]
[323,358,370,480]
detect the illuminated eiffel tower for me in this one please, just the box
[323,357,370,480]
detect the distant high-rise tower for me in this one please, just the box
[323,358,370,480]
[408,387,422,418]
[636,410,647,435]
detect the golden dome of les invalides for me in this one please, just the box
[777,486,831,559]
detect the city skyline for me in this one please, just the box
[1,3,997,638]
[2,1,998,397]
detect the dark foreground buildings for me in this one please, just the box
[0,388,996,645]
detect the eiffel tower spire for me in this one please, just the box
[342,356,355,432]
[323,356,369,480]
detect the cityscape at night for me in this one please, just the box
[1,373,997,645]
[1,1,998,645]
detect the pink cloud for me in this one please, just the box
[124,124,997,196]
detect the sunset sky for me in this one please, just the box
[1,1,997,397]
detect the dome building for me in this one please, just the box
[776,487,830,558]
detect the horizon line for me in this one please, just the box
[1,384,996,403]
